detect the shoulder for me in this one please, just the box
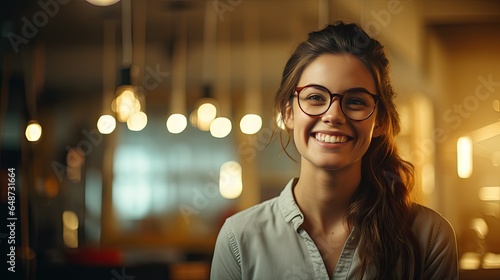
[411,204,458,279]
[411,203,456,240]
[224,196,281,233]
[225,178,299,232]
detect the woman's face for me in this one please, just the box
[285,53,382,172]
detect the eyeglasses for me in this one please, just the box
[295,84,380,121]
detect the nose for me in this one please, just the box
[321,97,346,125]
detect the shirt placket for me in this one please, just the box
[297,227,331,280]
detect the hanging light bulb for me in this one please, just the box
[166,113,187,134]
[113,86,142,123]
[25,121,42,142]
[196,99,218,131]
[97,115,116,134]
[197,0,219,133]
[212,15,233,139]
[167,13,188,134]
[127,111,147,131]
[240,114,262,135]
[241,5,263,136]
[210,117,232,138]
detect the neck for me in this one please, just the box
[294,161,361,234]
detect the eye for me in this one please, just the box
[306,94,327,102]
[345,97,368,106]
[300,86,330,104]
[343,91,374,109]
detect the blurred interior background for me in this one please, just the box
[0,0,499,279]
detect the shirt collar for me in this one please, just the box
[278,178,304,231]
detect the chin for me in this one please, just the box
[310,158,362,173]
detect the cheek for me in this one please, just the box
[290,116,313,146]
[353,122,376,144]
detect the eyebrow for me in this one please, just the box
[301,83,375,95]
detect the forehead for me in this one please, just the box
[298,54,376,93]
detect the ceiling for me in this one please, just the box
[2,0,321,106]
[2,1,499,102]
[1,0,499,143]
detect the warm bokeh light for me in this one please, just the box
[44,175,59,198]
[479,186,500,201]
[483,253,500,269]
[197,102,217,131]
[113,87,142,123]
[166,113,187,134]
[460,252,482,270]
[63,230,78,249]
[240,114,262,135]
[471,218,488,238]
[219,161,243,199]
[127,111,147,131]
[62,211,79,248]
[210,117,232,138]
[97,114,116,134]
[457,136,473,178]
[86,0,120,6]
[25,121,42,142]
[62,211,79,230]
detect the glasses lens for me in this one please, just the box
[297,86,331,116]
[342,91,376,120]
[298,86,376,120]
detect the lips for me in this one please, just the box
[314,132,352,144]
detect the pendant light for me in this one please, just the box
[166,12,188,134]
[210,14,232,138]
[192,0,219,132]
[111,0,147,131]
[25,41,44,142]
[97,20,117,135]
[240,4,262,135]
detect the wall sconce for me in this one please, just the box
[457,136,473,178]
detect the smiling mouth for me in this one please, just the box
[314,132,351,144]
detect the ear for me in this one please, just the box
[284,103,294,130]
[372,122,383,138]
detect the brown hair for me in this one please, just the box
[274,22,421,279]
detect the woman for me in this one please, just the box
[211,22,458,279]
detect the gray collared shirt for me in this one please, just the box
[211,178,458,279]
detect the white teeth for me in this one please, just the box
[315,133,349,143]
